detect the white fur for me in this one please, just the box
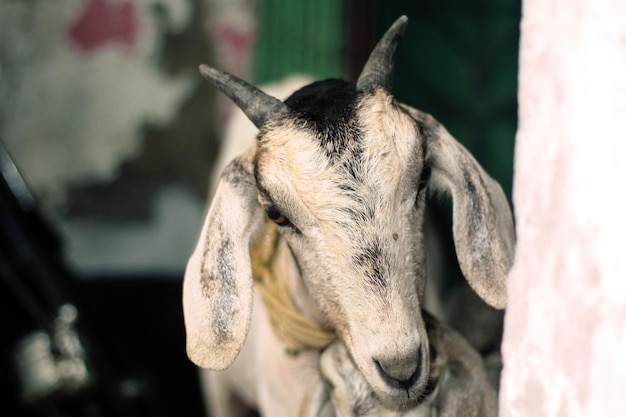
[185,76,514,416]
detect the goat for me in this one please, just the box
[301,311,497,417]
[183,15,514,416]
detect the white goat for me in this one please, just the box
[183,15,514,417]
[301,311,497,417]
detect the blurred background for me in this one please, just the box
[0,0,520,416]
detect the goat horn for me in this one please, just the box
[356,15,408,93]
[199,65,288,129]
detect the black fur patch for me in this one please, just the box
[284,79,360,157]
[341,143,365,180]
[222,157,253,187]
[201,224,238,347]
[463,167,486,237]
[353,240,389,293]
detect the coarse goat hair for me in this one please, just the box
[183,15,514,417]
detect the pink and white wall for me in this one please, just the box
[501,1,626,415]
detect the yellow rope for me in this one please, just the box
[250,220,337,355]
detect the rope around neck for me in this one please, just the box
[250,221,337,355]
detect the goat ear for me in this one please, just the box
[421,119,515,310]
[183,145,264,369]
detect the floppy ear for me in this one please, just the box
[183,145,265,369]
[408,110,515,309]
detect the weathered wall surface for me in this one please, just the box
[1,0,195,205]
[500,0,626,415]
[0,0,256,273]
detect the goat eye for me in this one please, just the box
[418,166,431,192]
[266,208,290,226]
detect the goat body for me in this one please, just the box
[183,16,515,416]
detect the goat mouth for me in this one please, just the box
[367,349,431,407]
[365,370,430,408]
[370,380,431,409]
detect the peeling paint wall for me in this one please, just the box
[0,0,235,273]
[1,0,196,205]
[500,0,626,415]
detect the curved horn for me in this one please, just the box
[356,15,408,93]
[199,64,288,129]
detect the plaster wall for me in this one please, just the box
[501,1,626,415]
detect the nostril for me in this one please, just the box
[373,346,423,390]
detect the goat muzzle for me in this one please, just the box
[373,345,423,391]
